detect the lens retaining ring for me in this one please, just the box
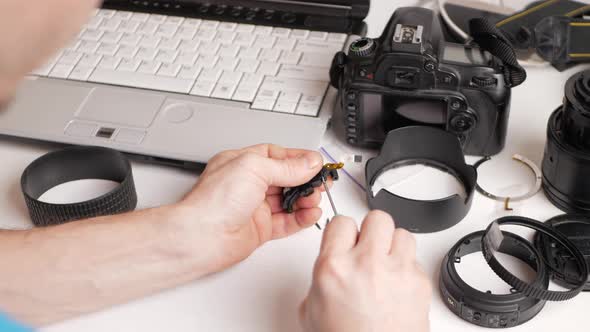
[441,231,548,328]
[482,216,588,301]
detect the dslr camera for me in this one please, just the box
[330,7,516,156]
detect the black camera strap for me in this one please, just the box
[493,0,590,67]
[469,18,527,87]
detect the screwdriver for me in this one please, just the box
[317,163,342,229]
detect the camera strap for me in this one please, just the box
[494,0,590,67]
[469,18,527,87]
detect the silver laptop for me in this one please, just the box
[0,0,368,166]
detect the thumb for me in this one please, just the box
[243,151,323,188]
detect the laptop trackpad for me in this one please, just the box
[75,87,165,128]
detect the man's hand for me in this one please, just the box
[0,0,99,101]
[175,144,326,272]
[299,211,432,332]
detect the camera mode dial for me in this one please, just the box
[349,38,376,57]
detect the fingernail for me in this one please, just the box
[299,152,322,169]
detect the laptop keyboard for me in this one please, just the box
[32,9,348,117]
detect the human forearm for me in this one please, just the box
[0,204,218,327]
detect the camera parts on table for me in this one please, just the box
[330,7,526,156]
[441,215,588,328]
[542,70,590,213]
[494,0,590,69]
[21,146,138,226]
[365,126,477,233]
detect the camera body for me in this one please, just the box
[331,7,512,156]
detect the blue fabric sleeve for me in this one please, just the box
[0,312,32,332]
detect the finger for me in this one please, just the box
[206,145,315,171]
[270,208,322,240]
[238,144,317,161]
[266,186,283,195]
[389,228,417,264]
[356,210,395,254]
[236,151,323,188]
[320,215,358,255]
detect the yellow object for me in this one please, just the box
[324,162,345,170]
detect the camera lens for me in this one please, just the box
[542,70,590,213]
[562,72,590,149]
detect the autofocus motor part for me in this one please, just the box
[282,163,342,214]
[535,214,590,291]
[365,126,477,233]
[440,231,548,328]
[542,70,590,213]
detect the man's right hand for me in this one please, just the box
[299,211,432,332]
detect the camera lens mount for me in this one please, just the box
[441,231,548,328]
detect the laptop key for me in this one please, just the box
[69,65,95,81]
[278,65,329,82]
[157,63,182,77]
[98,56,122,69]
[279,51,302,65]
[78,54,103,67]
[49,64,75,79]
[190,81,216,97]
[178,65,202,80]
[212,83,238,99]
[89,69,195,93]
[58,51,84,66]
[300,52,334,68]
[138,60,162,74]
[117,58,142,71]
[258,61,280,76]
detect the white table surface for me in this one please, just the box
[1,0,588,331]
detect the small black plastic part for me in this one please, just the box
[365,127,477,233]
[542,70,590,213]
[440,231,548,328]
[282,167,340,214]
[481,216,588,301]
[535,214,590,291]
[21,146,138,226]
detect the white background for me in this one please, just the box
[0,0,588,331]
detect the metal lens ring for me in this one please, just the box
[534,214,590,291]
[482,216,588,301]
[473,154,542,210]
[441,231,548,328]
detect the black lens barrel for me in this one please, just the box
[542,70,590,213]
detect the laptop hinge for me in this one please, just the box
[101,0,368,34]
